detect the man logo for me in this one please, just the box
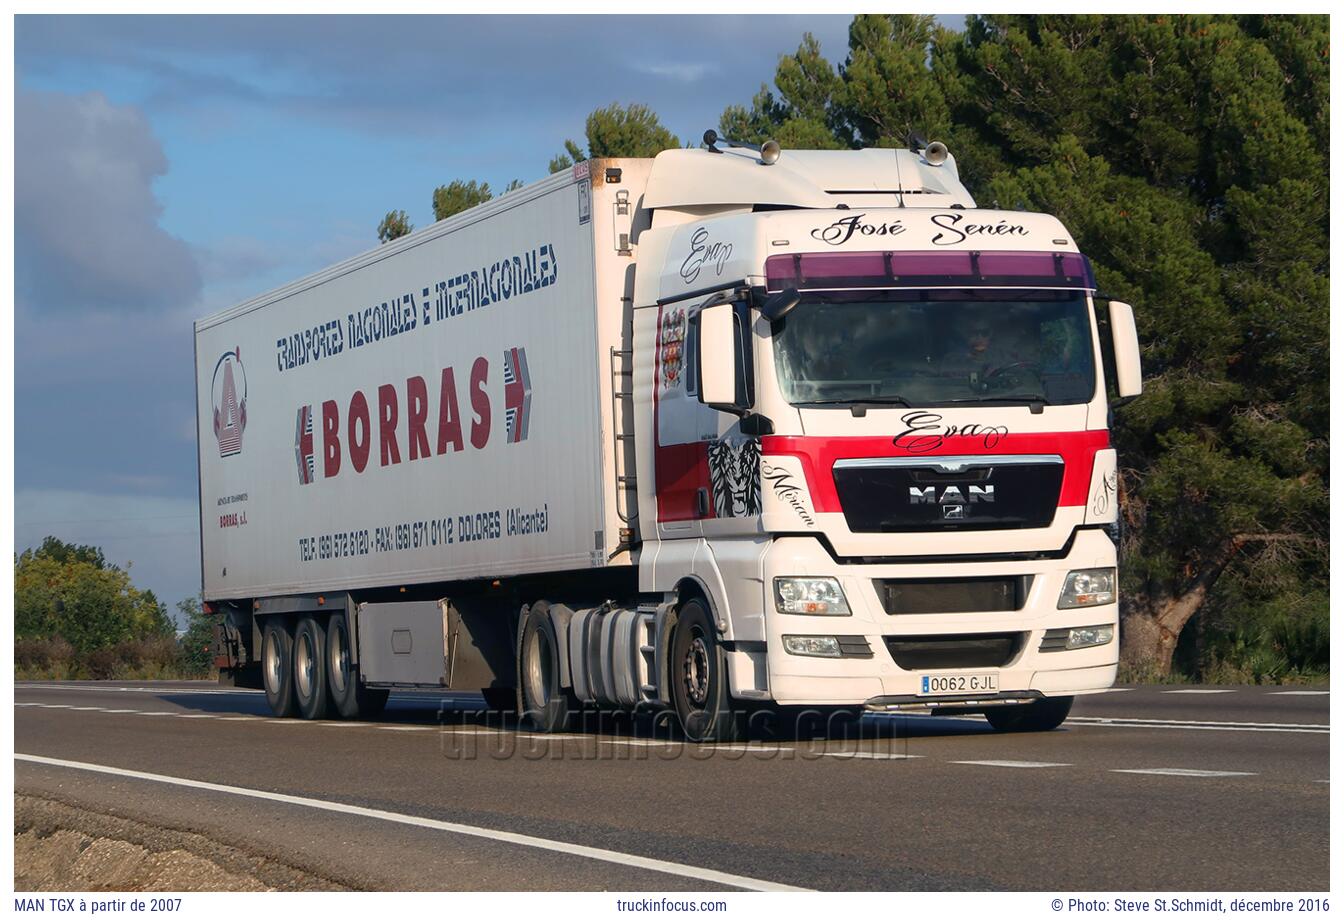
[909,485,995,504]
[212,348,247,458]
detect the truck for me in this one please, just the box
[196,132,1142,742]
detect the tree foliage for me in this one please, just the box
[432,179,494,221]
[377,209,413,243]
[178,596,217,676]
[15,537,174,655]
[721,14,1328,677]
[549,102,680,173]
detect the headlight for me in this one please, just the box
[1058,568,1117,608]
[1067,625,1115,650]
[774,577,851,615]
[782,635,842,658]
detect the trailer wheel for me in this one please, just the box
[293,616,331,720]
[985,696,1073,732]
[517,603,574,733]
[262,619,297,718]
[671,599,744,743]
[324,611,389,720]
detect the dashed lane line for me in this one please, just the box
[1269,690,1329,696]
[1112,768,1257,778]
[1161,689,1237,694]
[14,753,807,892]
[821,751,922,761]
[1067,716,1326,734]
[951,760,1072,769]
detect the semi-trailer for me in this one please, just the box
[197,134,1142,741]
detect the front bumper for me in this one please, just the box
[756,529,1119,706]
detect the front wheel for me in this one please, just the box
[670,599,744,744]
[516,603,575,733]
[985,696,1073,732]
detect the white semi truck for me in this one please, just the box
[196,134,1142,741]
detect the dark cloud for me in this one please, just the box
[15,89,201,313]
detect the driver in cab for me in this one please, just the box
[945,315,1027,391]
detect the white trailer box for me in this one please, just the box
[195,163,643,600]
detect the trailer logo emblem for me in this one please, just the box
[503,347,532,443]
[295,405,315,484]
[211,347,247,458]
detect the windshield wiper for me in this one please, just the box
[795,395,912,416]
[944,393,1050,414]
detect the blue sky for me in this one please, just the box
[14,14,963,620]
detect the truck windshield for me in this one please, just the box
[772,290,1096,408]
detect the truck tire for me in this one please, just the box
[671,599,744,743]
[293,616,330,720]
[517,603,575,733]
[262,619,297,718]
[324,611,389,720]
[985,696,1073,732]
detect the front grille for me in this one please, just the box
[833,456,1064,532]
[876,576,1030,614]
[884,632,1025,670]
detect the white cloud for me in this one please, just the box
[15,90,201,314]
[629,59,719,83]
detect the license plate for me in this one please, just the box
[919,673,999,696]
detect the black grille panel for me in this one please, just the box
[835,635,874,659]
[833,459,1064,532]
[876,576,1030,614]
[885,632,1025,670]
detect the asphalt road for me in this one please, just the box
[13,680,1330,891]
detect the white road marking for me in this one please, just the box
[320,722,366,728]
[175,714,219,719]
[822,751,922,761]
[379,725,435,732]
[15,684,259,695]
[1112,768,1256,778]
[14,753,805,892]
[101,709,142,714]
[1093,687,1134,693]
[218,716,261,721]
[1269,690,1329,696]
[952,760,1071,768]
[135,712,174,717]
[1067,716,1327,734]
[1161,689,1237,694]
[69,706,106,711]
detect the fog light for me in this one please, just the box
[1058,568,1116,608]
[1066,625,1115,650]
[774,577,851,615]
[782,635,842,658]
